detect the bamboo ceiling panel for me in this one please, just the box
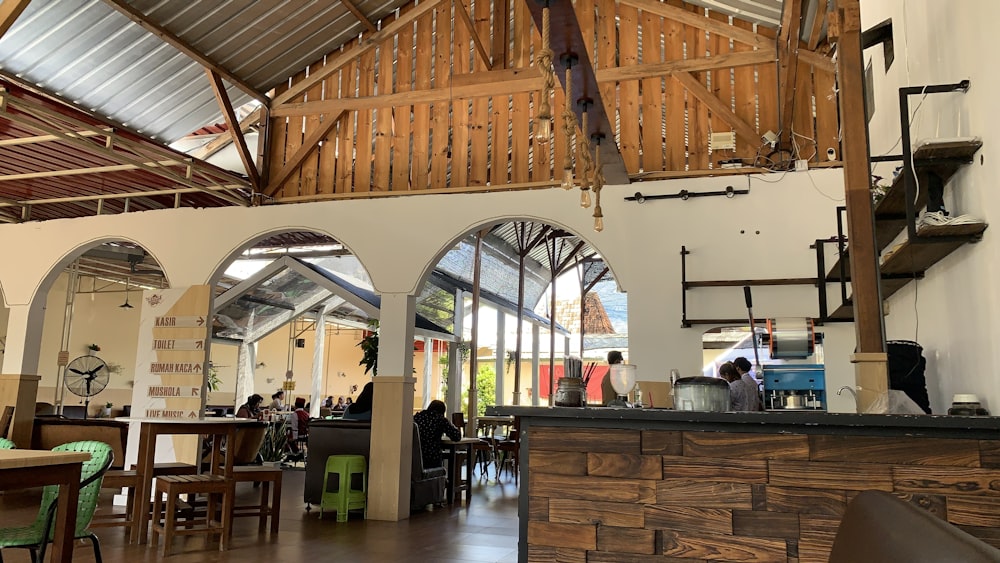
[267,0,838,201]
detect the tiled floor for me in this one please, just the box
[0,466,520,562]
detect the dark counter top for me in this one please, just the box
[489,406,1000,439]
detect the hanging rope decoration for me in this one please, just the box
[560,57,578,190]
[535,4,555,143]
[577,102,594,208]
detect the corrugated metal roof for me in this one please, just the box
[686,0,783,28]
[0,0,411,142]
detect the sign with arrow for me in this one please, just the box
[152,338,205,351]
[154,315,207,328]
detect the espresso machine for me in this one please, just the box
[761,318,827,411]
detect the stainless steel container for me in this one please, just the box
[673,376,730,412]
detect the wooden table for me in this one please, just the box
[0,449,90,563]
[476,415,514,439]
[442,437,479,505]
[119,417,248,544]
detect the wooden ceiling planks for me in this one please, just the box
[264,0,839,203]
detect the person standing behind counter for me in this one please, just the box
[601,350,624,406]
[720,361,761,411]
[733,357,763,410]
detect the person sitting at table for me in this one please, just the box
[341,383,373,420]
[323,396,334,409]
[413,400,462,468]
[269,390,285,410]
[293,397,309,438]
[235,393,264,420]
[332,396,346,411]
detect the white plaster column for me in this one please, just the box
[2,301,46,376]
[495,308,505,405]
[368,292,415,521]
[421,336,432,409]
[446,288,464,414]
[234,341,256,411]
[531,323,540,406]
[310,313,326,418]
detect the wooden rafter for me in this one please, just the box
[0,91,250,207]
[0,159,185,181]
[0,184,244,209]
[190,107,262,161]
[0,128,110,147]
[263,111,346,196]
[101,0,268,106]
[619,0,833,72]
[454,0,492,70]
[778,0,804,147]
[275,51,780,119]
[670,71,759,146]
[340,0,377,33]
[807,2,828,50]
[0,0,30,39]
[271,0,445,107]
[205,69,260,191]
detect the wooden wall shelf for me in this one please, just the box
[820,138,985,322]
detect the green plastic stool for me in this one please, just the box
[319,455,367,522]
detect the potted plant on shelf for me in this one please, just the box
[87,343,101,356]
[102,401,113,417]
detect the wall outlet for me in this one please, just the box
[794,159,808,172]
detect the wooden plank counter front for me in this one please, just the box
[491,407,1000,563]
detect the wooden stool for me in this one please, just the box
[232,466,282,534]
[90,470,139,539]
[150,474,233,556]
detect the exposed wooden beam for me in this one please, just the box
[0,0,30,39]
[101,0,268,106]
[263,111,346,196]
[273,70,541,117]
[205,69,261,191]
[831,0,884,354]
[340,0,377,33]
[670,71,760,147]
[276,51,782,118]
[190,107,262,161]
[0,93,250,206]
[455,0,492,70]
[0,159,185,181]
[599,49,775,82]
[272,0,445,107]
[0,128,111,147]
[778,0,804,148]
[807,1,828,50]
[273,179,562,203]
[622,0,771,49]
[526,0,628,184]
[0,184,246,208]
[620,0,833,72]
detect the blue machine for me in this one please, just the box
[761,364,826,411]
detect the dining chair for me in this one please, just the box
[0,440,113,563]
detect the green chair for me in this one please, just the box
[0,440,113,563]
[319,454,367,522]
[0,437,14,450]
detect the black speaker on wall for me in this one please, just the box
[295,338,306,348]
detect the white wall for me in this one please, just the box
[0,168,861,412]
[862,0,1000,413]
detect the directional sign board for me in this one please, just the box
[151,338,205,351]
[142,409,200,419]
[148,362,203,375]
[146,386,201,398]
[154,316,207,328]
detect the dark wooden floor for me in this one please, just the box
[0,466,519,562]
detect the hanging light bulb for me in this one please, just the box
[535,2,554,144]
[580,189,591,208]
[591,133,606,231]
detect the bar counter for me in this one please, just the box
[491,406,1000,563]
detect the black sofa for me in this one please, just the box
[304,419,446,512]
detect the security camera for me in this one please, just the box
[826,147,837,161]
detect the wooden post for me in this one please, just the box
[832,0,888,411]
